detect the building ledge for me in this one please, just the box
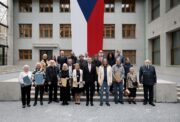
[32,43,59,48]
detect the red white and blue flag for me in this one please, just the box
[71,0,104,56]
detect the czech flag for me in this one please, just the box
[71,0,104,56]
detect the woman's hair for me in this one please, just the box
[107,52,115,60]
[62,63,68,71]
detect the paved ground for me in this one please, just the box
[0,72,20,81]
[0,102,179,122]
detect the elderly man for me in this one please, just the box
[139,59,157,106]
[83,57,96,106]
[112,58,125,104]
[46,60,60,104]
[98,58,112,106]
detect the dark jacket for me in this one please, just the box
[46,66,59,83]
[57,56,67,69]
[124,63,133,77]
[108,58,115,67]
[139,65,157,86]
[78,59,87,70]
[83,64,96,84]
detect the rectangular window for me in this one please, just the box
[171,30,180,65]
[60,24,71,38]
[122,24,136,38]
[40,0,53,12]
[123,50,136,64]
[19,0,32,12]
[19,50,32,60]
[19,24,32,38]
[122,0,135,13]
[39,24,53,38]
[105,0,115,13]
[152,37,160,65]
[170,0,180,9]
[151,0,160,20]
[60,0,70,12]
[104,24,115,38]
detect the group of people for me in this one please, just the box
[19,50,157,108]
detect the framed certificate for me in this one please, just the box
[60,78,67,87]
[23,76,32,86]
[34,73,44,85]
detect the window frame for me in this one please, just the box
[60,24,71,38]
[19,24,32,38]
[19,0,32,13]
[39,24,53,38]
[122,24,136,39]
[104,24,115,39]
[19,49,32,60]
[39,0,53,13]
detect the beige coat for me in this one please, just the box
[98,65,112,86]
[72,69,83,88]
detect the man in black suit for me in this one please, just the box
[83,57,97,106]
[46,60,59,104]
[139,59,157,106]
[57,50,67,70]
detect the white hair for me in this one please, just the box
[23,65,30,70]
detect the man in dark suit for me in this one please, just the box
[83,57,97,106]
[57,50,67,70]
[46,60,59,104]
[139,59,157,106]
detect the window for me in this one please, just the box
[122,0,135,12]
[171,30,180,65]
[60,24,71,38]
[151,0,160,20]
[123,50,136,64]
[60,0,70,12]
[19,50,32,60]
[40,24,53,38]
[19,24,32,38]
[104,24,115,38]
[122,24,136,38]
[19,0,32,12]
[105,0,115,12]
[152,37,160,65]
[170,0,180,9]
[40,0,53,12]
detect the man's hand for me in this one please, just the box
[48,81,51,85]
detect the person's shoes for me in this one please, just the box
[62,102,66,105]
[143,101,147,105]
[27,104,31,107]
[54,100,59,103]
[86,103,89,106]
[119,101,124,104]
[65,102,69,105]
[90,103,94,106]
[40,102,43,106]
[100,103,103,106]
[115,101,118,104]
[33,102,37,106]
[149,102,156,106]
[106,103,110,106]
[128,101,131,104]
[48,101,52,104]
[132,101,136,104]
[22,105,26,108]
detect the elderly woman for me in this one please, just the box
[59,63,70,105]
[126,67,138,104]
[19,65,32,108]
[32,62,46,106]
[72,63,84,105]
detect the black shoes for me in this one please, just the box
[33,102,37,106]
[54,100,59,103]
[149,102,156,106]
[128,101,131,104]
[119,101,124,104]
[132,101,136,104]
[22,105,26,108]
[106,103,110,106]
[27,104,31,107]
[100,103,103,106]
[143,101,147,105]
[91,103,94,106]
[86,103,89,106]
[48,101,52,104]
[40,102,43,106]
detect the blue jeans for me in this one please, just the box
[99,81,110,103]
[113,82,123,102]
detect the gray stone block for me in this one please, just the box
[155,80,177,103]
[0,78,21,101]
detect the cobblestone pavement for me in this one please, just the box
[0,102,179,122]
